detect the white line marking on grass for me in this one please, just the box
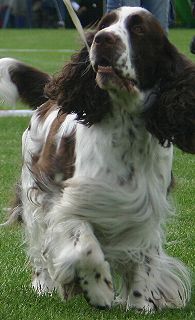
[0,48,75,53]
[0,110,33,117]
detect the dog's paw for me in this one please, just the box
[32,270,55,295]
[78,260,114,309]
[127,288,167,312]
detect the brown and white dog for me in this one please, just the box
[1,6,194,311]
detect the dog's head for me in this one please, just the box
[46,7,172,122]
[46,7,195,153]
[90,6,167,93]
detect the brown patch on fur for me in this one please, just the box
[144,65,195,154]
[37,100,58,121]
[104,278,113,290]
[98,11,119,30]
[32,108,75,190]
[45,33,112,126]
[127,11,167,90]
[10,61,50,109]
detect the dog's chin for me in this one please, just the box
[95,66,136,93]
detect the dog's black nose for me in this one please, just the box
[94,32,116,45]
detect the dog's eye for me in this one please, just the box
[132,25,144,35]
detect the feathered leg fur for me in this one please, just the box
[116,247,191,311]
[43,219,114,308]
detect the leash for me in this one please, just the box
[63,0,90,52]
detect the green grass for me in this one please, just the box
[0,29,79,73]
[0,28,195,320]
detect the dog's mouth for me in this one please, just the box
[94,60,137,92]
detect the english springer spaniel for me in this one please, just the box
[1,6,194,312]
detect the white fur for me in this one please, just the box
[0,58,20,105]
[20,103,191,310]
[56,113,77,151]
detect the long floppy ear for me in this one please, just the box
[45,32,112,126]
[144,38,195,154]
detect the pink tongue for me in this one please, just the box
[98,66,113,73]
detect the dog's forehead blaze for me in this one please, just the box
[97,8,152,41]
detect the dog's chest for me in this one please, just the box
[73,113,150,187]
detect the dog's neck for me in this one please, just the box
[108,86,144,114]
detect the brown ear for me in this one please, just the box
[144,41,195,154]
[45,32,112,126]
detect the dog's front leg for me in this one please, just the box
[76,223,114,309]
[120,247,190,312]
[44,221,114,309]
